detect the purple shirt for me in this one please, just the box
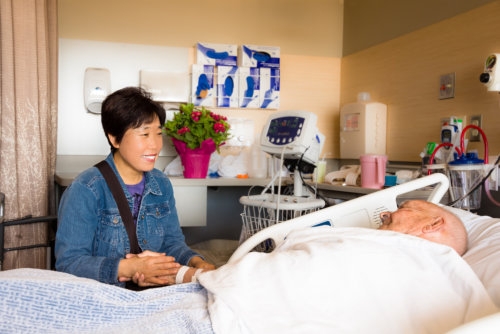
[126,175,145,224]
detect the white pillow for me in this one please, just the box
[446,207,500,307]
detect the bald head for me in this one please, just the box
[378,200,467,255]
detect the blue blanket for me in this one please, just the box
[0,269,213,334]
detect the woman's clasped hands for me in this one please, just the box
[118,250,215,287]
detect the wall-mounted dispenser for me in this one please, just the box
[84,68,111,114]
[340,93,387,159]
[479,54,500,92]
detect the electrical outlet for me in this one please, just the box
[470,115,482,142]
[439,73,455,100]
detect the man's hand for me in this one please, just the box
[188,256,216,270]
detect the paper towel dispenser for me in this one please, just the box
[340,97,387,159]
[140,70,190,102]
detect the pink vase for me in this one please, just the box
[172,138,216,178]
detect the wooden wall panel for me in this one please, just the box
[341,2,500,162]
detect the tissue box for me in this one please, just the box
[238,67,260,108]
[217,66,239,108]
[196,42,238,66]
[191,64,215,107]
[239,44,280,68]
[259,68,280,109]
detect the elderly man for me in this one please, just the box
[378,200,468,255]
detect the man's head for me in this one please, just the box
[378,200,467,255]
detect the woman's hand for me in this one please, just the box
[118,250,165,282]
[118,250,180,287]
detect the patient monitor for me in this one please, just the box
[260,110,325,172]
[239,110,326,236]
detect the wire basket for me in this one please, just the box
[239,194,325,252]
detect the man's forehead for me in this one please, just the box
[399,200,437,210]
[399,201,449,221]
[399,200,421,208]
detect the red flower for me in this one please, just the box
[177,126,190,135]
[210,112,227,122]
[213,122,226,133]
[191,111,202,122]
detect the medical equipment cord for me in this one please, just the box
[282,147,331,207]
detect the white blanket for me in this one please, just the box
[199,227,498,334]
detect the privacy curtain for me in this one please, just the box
[0,0,58,269]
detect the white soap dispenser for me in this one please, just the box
[84,68,111,114]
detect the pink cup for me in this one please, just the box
[360,154,388,189]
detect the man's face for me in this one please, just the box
[378,200,442,237]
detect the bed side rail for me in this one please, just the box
[228,173,449,264]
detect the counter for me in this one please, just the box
[309,181,449,204]
[55,155,276,187]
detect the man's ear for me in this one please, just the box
[422,217,444,234]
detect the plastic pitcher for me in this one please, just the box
[360,154,388,189]
[448,152,484,210]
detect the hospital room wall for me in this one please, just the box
[58,1,498,163]
[341,1,500,162]
[57,0,343,159]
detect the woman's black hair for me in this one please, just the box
[101,87,166,152]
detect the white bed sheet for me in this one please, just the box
[447,206,500,308]
[199,226,498,334]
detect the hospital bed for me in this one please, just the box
[1,174,499,333]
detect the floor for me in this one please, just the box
[190,239,240,268]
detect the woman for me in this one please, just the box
[55,87,214,288]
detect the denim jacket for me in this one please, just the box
[55,154,200,287]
